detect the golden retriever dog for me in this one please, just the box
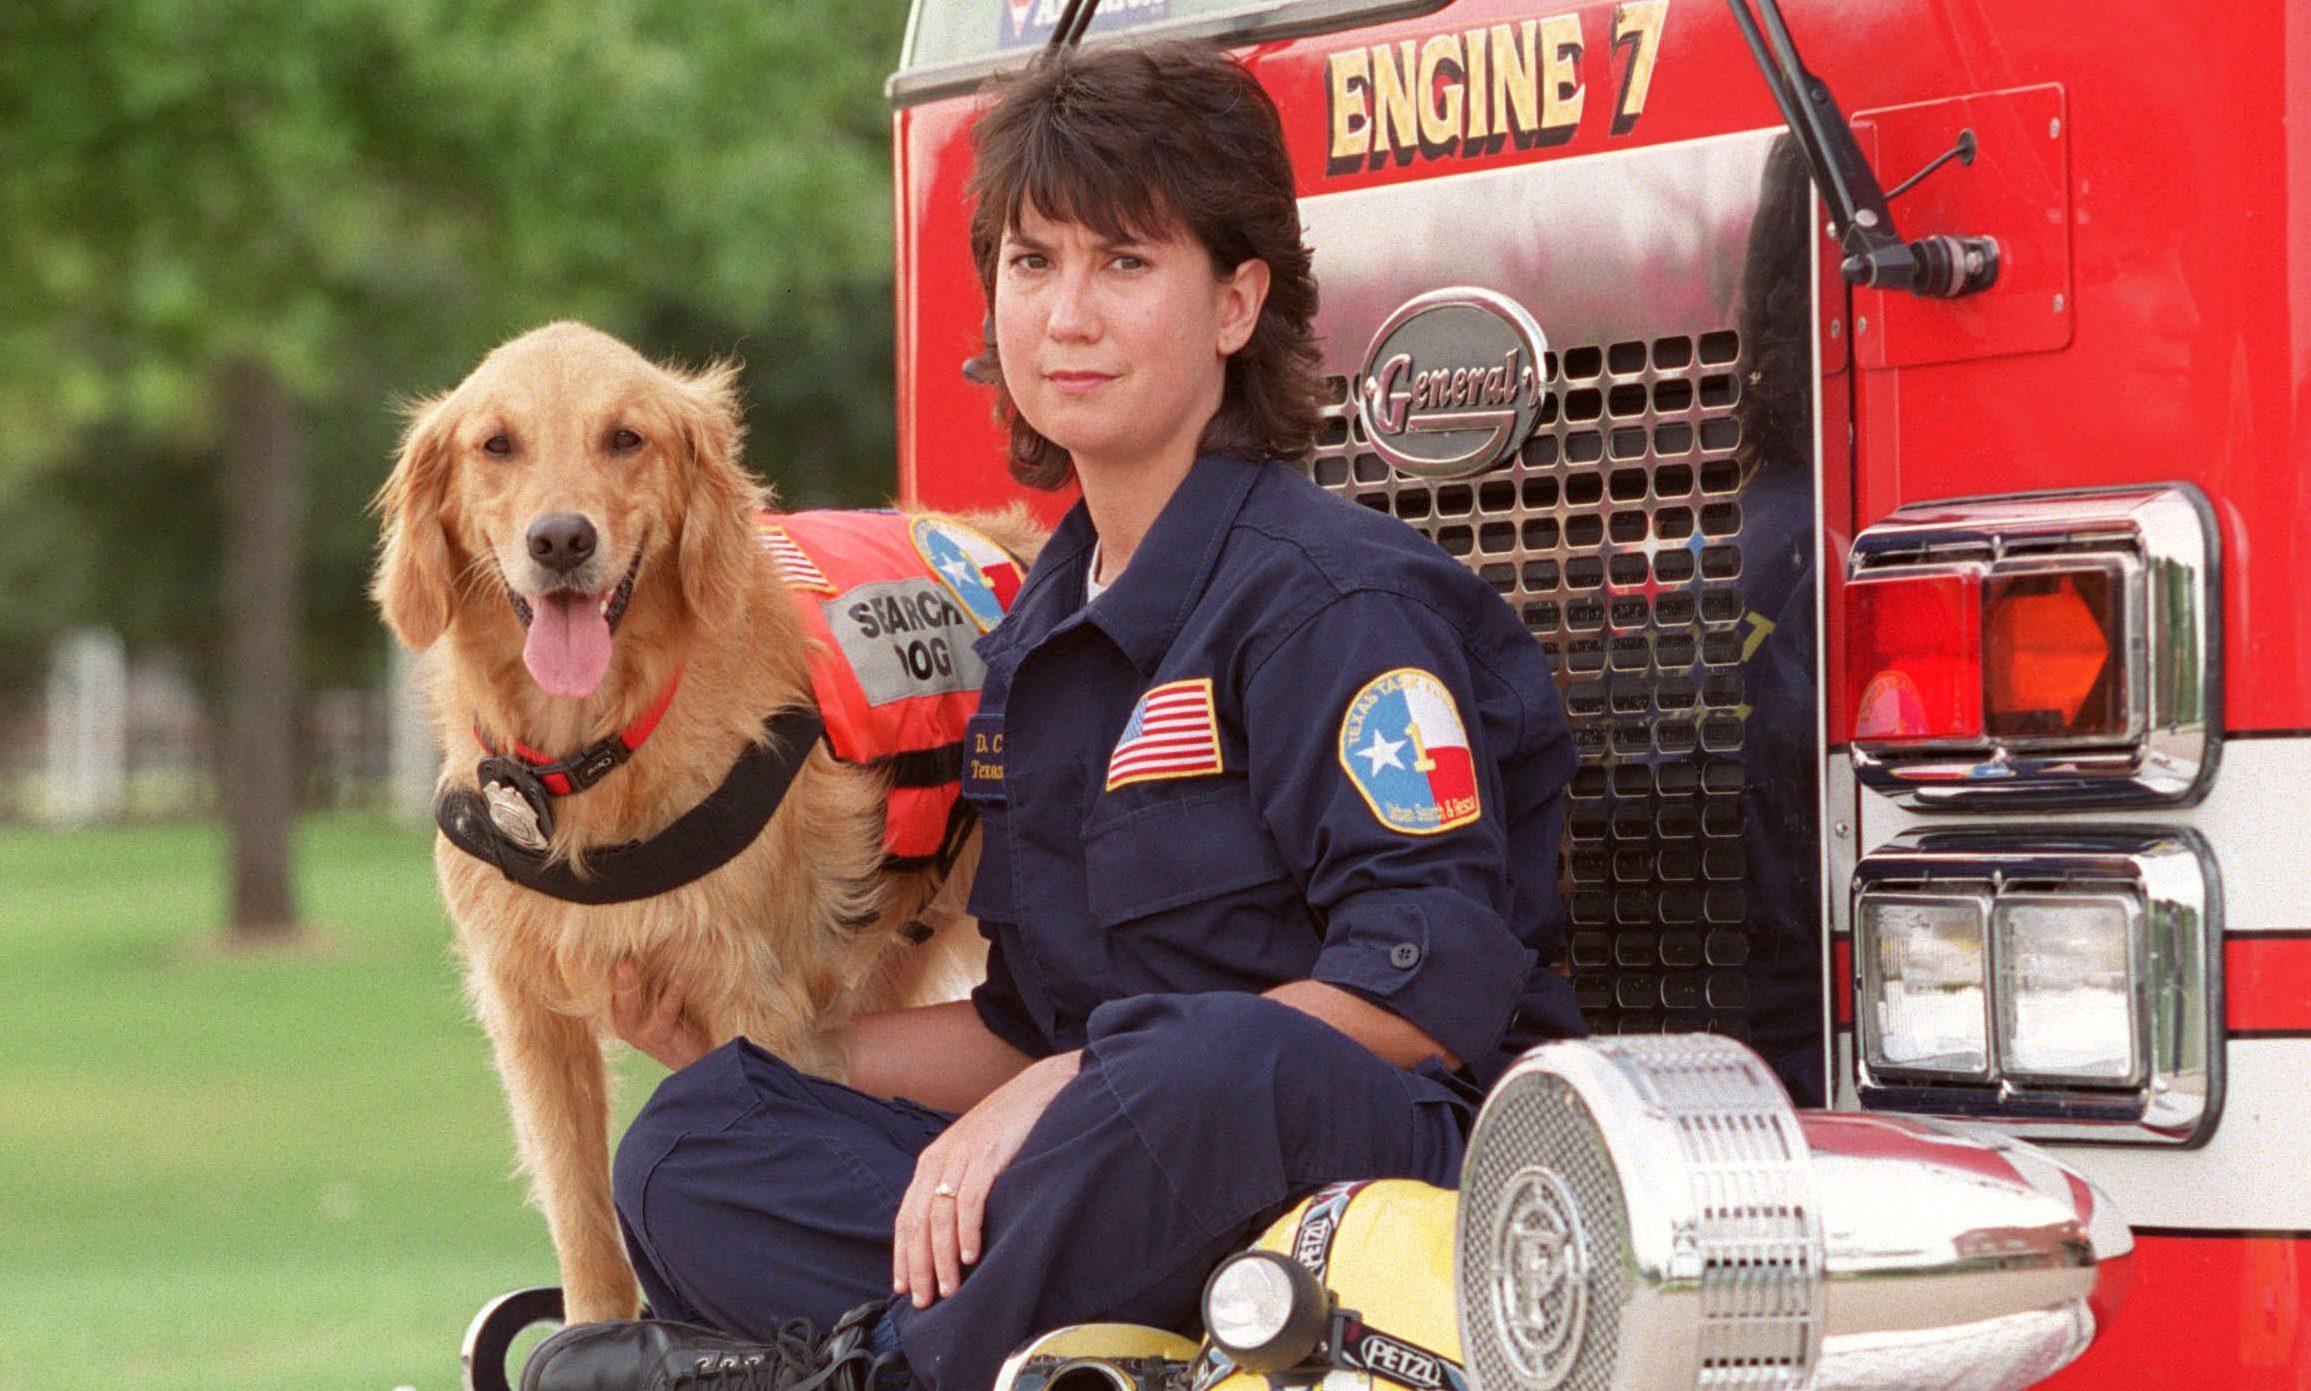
[373,321,1037,1323]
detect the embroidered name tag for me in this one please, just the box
[963,712,1006,804]
[1106,678,1223,791]
[1338,667,1482,835]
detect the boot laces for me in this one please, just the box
[673,1309,903,1391]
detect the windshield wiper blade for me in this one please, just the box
[1047,0,1101,51]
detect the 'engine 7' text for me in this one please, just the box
[1326,1,1667,174]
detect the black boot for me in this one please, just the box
[519,1303,900,1391]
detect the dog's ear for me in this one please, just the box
[669,359,759,633]
[371,392,461,650]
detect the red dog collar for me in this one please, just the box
[467,668,682,851]
[473,667,683,795]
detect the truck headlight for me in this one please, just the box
[1992,891,2145,1085]
[1457,1034,2133,1391]
[1852,826,2219,1144]
[1860,891,1990,1078]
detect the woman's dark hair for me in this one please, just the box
[966,41,1324,490]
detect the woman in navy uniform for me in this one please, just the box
[523,40,1579,1391]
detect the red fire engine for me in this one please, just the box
[886,0,2309,1386]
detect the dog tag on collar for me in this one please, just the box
[477,757,555,852]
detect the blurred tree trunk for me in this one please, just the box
[220,359,304,943]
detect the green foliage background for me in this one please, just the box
[0,0,911,693]
[0,815,663,1391]
[0,2,917,1384]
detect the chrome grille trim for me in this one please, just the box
[1310,336,1762,1040]
[1298,132,1823,1069]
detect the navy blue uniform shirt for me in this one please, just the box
[962,452,1583,1086]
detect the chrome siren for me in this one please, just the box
[1457,1034,2131,1391]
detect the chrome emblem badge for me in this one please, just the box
[1357,287,1549,480]
[476,759,555,853]
[1491,1165,1588,1389]
[483,782,549,852]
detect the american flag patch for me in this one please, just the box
[1106,678,1223,791]
[754,521,835,594]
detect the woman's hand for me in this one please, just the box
[610,959,714,1072]
[892,1049,1081,1307]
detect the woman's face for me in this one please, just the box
[995,202,1267,478]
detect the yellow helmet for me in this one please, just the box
[1189,1179,1465,1391]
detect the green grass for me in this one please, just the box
[0,815,659,1391]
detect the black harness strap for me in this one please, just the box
[859,741,965,789]
[437,708,827,906]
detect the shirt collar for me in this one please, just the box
[1085,452,1263,676]
[974,497,1097,661]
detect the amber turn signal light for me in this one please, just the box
[1984,566,2124,740]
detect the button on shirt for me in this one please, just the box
[962,452,1583,1086]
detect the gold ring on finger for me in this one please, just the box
[933,1182,958,1199]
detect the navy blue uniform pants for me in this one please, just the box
[612,992,1475,1391]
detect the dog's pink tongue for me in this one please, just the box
[524,593,612,699]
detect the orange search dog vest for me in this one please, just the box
[757,510,1024,865]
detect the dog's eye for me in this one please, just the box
[609,428,644,453]
[482,433,513,456]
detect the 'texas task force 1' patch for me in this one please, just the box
[1338,668,1481,835]
[910,517,1024,632]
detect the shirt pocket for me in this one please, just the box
[1081,784,1294,931]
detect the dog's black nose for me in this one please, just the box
[526,514,597,574]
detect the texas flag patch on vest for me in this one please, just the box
[1338,668,1482,835]
[911,517,1025,632]
[1106,678,1223,791]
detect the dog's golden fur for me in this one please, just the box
[374,321,1037,1322]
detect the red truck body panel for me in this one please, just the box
[891,1,2311,1379]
